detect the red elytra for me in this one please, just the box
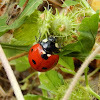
[28,43,59,72]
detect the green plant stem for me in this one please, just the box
[84,67,89,86]
[81,67,100,82]
[81,0,95,14]
[86,86,100,100]
[42,89,48,98]
[85,66,100,99]
[20,72,37,83]
[88,67,100,77]
[81,0,90,8]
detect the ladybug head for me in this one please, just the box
[40,37,59,54]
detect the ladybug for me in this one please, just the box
[28,37,59,72]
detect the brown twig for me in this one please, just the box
[0,86,6,96]
[0,76,9,83]
[62,45,100,100]
[47,0,62,7]
[22,0,29,11]
[0,45,24,100]
[0,52,28,65]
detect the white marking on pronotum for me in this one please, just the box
[55,43,59,48]
[42,39,48,42]
[47,54,51,57]
[42,50,46,54]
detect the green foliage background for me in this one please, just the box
[0,0,99,100]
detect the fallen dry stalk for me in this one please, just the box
[62,45,100,100]
[0,45,24,100]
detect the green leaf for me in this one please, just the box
[19,0,26,7]
[95,54,100,59]
[13,10,40,45]
[42,89,48,98]
[60,13,99,57]
[60,67,76,75]
[4,48,23,57]
[39,74,56,94]
[78,13,99,53]
[1,43,32,52]
[45,70,64,87]
[58,56,75,75]
[15,56,30,72]
[0,0,43,36]
[58,56,75,70]
[62,0,78,7]
[39,70,64,94]
[3,48,30,72]
[60,42,81,56]
[24,94,52,100]
[3,48,24,65]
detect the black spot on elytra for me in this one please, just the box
[32,59,36,64]
[41,54,48,60]
[31,49,33,52]
[42,67,47,69]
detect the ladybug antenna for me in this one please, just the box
[38,30,42,42]
[35,36,38,42]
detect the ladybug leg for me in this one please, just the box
[35,36,38,42]
[41,54,48,60]
[38,31,42,42]
[55,43,59,48]
[41,50,51,60]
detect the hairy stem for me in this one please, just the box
[62,45,100,100]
